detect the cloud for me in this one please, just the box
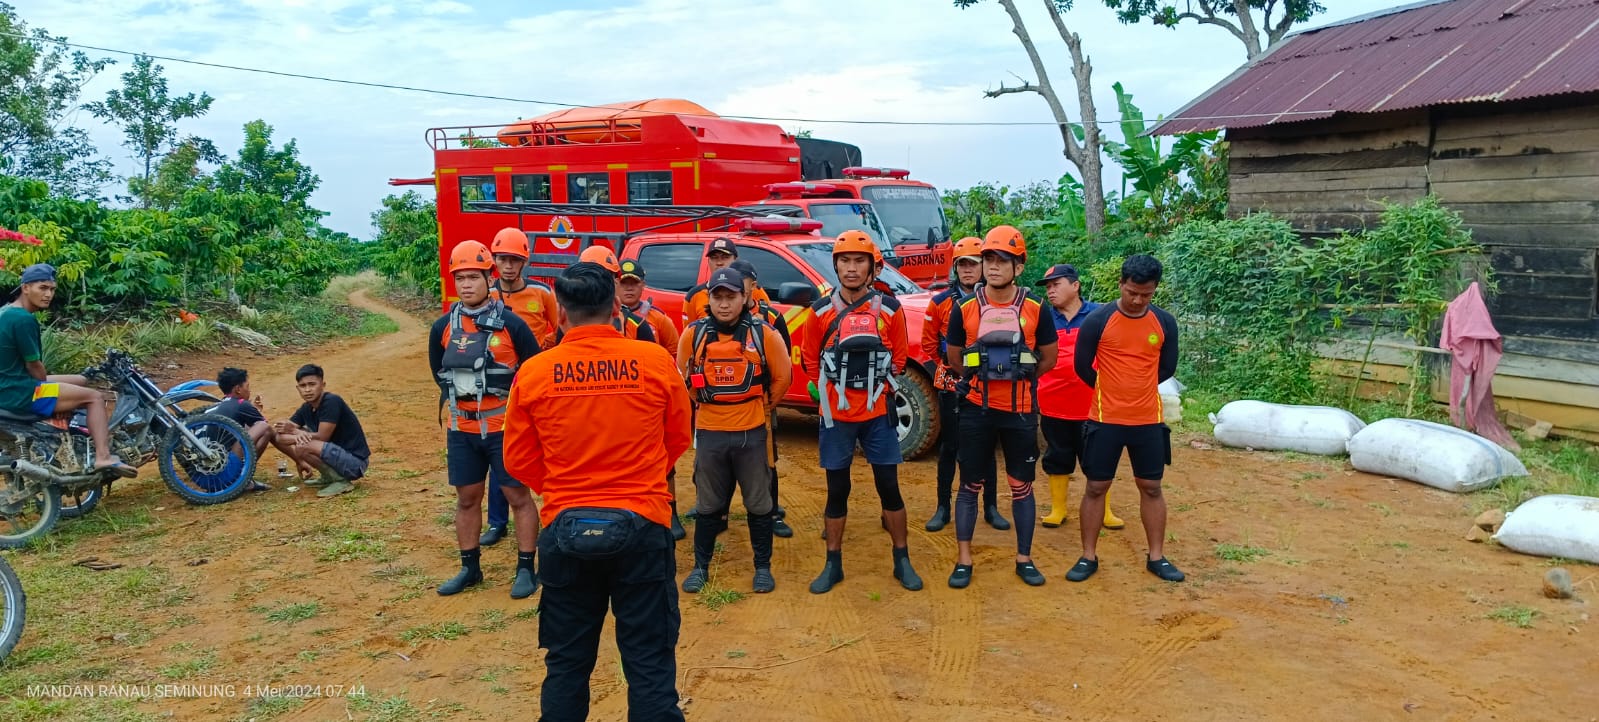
[24,0,1401,237]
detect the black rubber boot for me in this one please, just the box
[924,505,951,532]
[984,504,1012,531]
[809,552,844,594]
[892,547,923,591]
[479,525,507,547]
[438,548,483,596]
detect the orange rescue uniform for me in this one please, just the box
[677,318,792,432]
[629,300,681,356]
[496,281,560,350]
[947,288,1056,414]
[801,290,909,424]
[683,284,772,327]
[503,325,693,528]
[428,305,541,435]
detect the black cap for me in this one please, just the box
[729,259,758,281]
[619,258,645,280]
[705,237,738,257]
[706,268,744,293]
[1037,263,1080,284]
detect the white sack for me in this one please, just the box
[1158,378,1184,424]
[1493,494,1599,565]
[1347,418,1527,493]
[1207,400,1365,456]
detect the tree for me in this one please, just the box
[956,0,1107,234]
[371,191,441,299]
[0,3,114,197]
[211,120,321,218]
[130,137,221,211]
[84,54,214,203]
[1097,0,1327,59]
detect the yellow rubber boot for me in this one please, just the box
[1041,474,1070,528]
[1103,501,1126,530]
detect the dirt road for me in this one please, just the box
[5,289,1594,721]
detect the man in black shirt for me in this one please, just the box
[271,364,370,498]
[214,367,273,492]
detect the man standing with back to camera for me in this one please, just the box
[504,261,692,721]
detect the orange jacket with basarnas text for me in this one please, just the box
[800,289,908,424]
[503,325,693,528]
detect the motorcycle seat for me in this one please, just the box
[0,408,45,422]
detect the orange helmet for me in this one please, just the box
[578,245,621,274]
[952,236,983,261]
[981,225,1026,261]
[448,240,494,274]
[833,230,882,265]
[491,227,529,260]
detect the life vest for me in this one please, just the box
[816,290,898,428]
[687,315,769,406]
[962,288,1038,409]
[437,300,516,436]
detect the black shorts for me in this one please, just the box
[1081,421,1170,482]
[446,430,520,489]
[1039,416,1085,476]
[958,401,1038,483]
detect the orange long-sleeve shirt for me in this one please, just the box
[496,282,559,350]
[801,290,908,424]
[921,286,967,392]
[503,325,692,528]
[677,317,792,431]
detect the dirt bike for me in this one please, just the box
[0,349,258,549]
[0,554,21,662]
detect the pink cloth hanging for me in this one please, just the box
[1439,282,1519,450]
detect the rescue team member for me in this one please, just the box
[271,365,370,498]
[213,367,273,492]
[920,237,1005,532]
[729,258,794,539]
[618,258,680,354]
[1037,263,1125,531]
[1068,254,1184,583]
[801,230,923,595]
[0,264,136,477]
[677,268,792,594]
[681,237,772,326]
[430,241,543,599]
[481,227,561,547]
[503,263,692,722]
[944,226,1057,588]
[571,245,655,343]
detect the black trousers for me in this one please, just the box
[935,390,997,509]
[537,521,685,722]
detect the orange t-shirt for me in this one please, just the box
[947,287,1056,414]
[800,290,908,424]
[496,282,559,350]
[677,318,792,432]
[502,325,692,528]
[1075,303,1180,426]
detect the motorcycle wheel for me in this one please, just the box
[159,413,256,506]
[0,475,61,549]
[59,486,104,519]
[0,556,23,662]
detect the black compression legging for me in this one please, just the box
[823,464,905,518]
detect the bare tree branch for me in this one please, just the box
[983,80,1042,98]
[993,0,1085,163]
[1039,0,1107,233]
[1176,11,1247,43]
[1230,0,1265,58]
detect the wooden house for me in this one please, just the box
[1151,0,1599,440]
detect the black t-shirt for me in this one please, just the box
[290,392,370,462]
[212,397,265,427]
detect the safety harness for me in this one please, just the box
[817,290,898,428]
[687,314,770,406]
[437,300,516,437]
[962,287,1038,409]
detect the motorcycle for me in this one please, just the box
[0,554,21,662]
[0,349,258,548]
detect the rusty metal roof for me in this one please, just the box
[1150,0,1599,135]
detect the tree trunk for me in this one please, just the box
[1231,0,1265,59]
[991,0,1107,234]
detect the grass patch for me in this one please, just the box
[478,608,507,633]
[513,606,540,621]
[244,695,306,719]
[356,310,400,336]
[399,620,471,643]
[158,648,217,679]
[697,585,745,611]
[1480,439,1599,510]
[726,650,747,659]
[1214,543,1271,563]
[1486,604,1538,629]
[256,601,322,624]
[306,526,394,563]
[345,693,420,722]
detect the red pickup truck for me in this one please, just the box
[619,219,943,459]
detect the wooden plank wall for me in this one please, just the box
[1431,100,1599,350]
[1228,110,1431,233]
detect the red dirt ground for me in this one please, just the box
[5,288,1594,721]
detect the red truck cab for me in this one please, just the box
[620,218,942,459]
[775,168,954,288]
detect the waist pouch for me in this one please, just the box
[549,507,657,560]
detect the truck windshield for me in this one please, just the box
[862,185,950,247]
[791,243,923,297]
[806,203,893,256]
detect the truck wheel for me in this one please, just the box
[894,370,939,461]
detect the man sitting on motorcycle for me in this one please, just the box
[0,264,135,477]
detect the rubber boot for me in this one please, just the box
[924,505,951,532]
[810,551,844,594]
[984,504,1011,531]
[1041,474,1070,528]
[1102,503,1127,531]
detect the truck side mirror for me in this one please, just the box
[775,282,816,307]
[926,227,938,250]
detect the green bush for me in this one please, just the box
[370,191,441,301]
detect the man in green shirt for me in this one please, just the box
[0,264,134,476]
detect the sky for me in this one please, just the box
[19,0,1404,238]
